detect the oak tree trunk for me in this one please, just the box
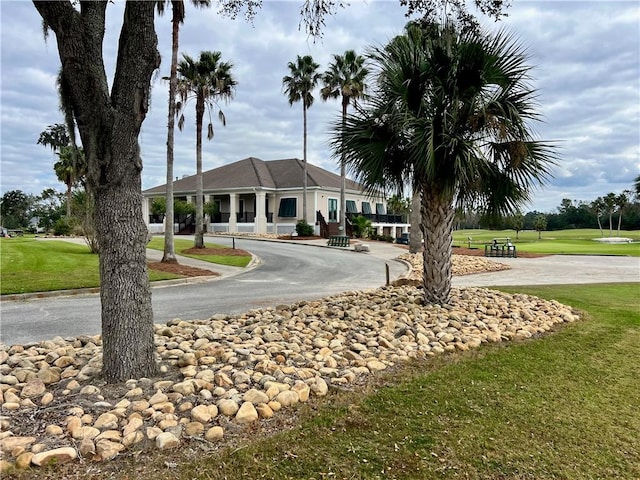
[420,185,454,304]
[35,1,160,383]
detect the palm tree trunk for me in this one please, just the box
[66,182,72,217]
[302,104,308,223]
[162,7,180,263]
[409,189,422,254]
[596,214,603,237]
[617,210,623,236]
[421,186,454,304]
[339,100,347,235]
[195,95,205,248]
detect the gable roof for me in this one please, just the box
[143,157,365,195]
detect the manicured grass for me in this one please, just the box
[454,228,640,256]
[147,236,252,267]
[108,283,639,479]
[1,237,178,295]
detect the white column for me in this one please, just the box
[255,191,267,234]
[142,197,150,227]
[228,193,237,233]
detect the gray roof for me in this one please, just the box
[143,157,364,195]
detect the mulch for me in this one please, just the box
[147,247,251,277]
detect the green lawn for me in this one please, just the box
[454,228,640,256]
[102,283,638,480]
[0,237,177,295]
[146,236,252,267]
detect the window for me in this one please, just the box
[376,203,386,215]
[346,200,357,213]
[278,198,297,217]
[361,202,372,214]
[328,198,337,222]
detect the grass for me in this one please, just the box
[1,237,177,295]
[4,242,639,479]
[454,228,640,256]
[146,236,252,267]
[53,282,635,480]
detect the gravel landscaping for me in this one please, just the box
[0,255,580,473]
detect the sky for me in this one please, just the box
[1,0,638,213]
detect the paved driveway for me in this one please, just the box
[453,254,640,287]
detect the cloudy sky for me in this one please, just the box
[1,0,638,213]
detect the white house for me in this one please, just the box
[142,157,410,238]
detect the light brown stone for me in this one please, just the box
[235,401,258,424]
[94,412,118,430]
[155,432,180,450]
[191,404,212,424]
[95,439,124,461]
[31,447,77,466]
[204,426,224,441]
[21,378,46,397]
[0,436,36,453]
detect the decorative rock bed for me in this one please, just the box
[397,253,511,282]
[0,256,579,472]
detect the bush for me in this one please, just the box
[53,217,74,236]
[352,215,372,239]
[295,220,314,237]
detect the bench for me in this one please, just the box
[327,235,350,247]
[484,238,517,258]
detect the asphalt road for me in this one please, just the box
[0,238,406,345]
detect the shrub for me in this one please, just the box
[53,217,74,236]
[295,220,314,237]
[352,215,372,239]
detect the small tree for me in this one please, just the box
[150,197,167,222]
[534,214,547,240]
[174,199,196,216]
[509,212,524,239]
[203,200,219,220]
[71,190,99,252]
[352,215,372,238]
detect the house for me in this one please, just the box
[142,157,410,237]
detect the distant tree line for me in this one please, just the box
[456,189,640,234]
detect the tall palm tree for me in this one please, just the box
[321,50,368,234]
[283,55,321,223]
[156,0,210,263]
[176,51,236,248]
[54,146,86,217]
[331,21,555,304]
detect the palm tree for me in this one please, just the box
[176,51,236,248]
[321,50,368,234]
[615,191,630,236]
[156,0,210,263]
[54,146,86,217]
[283,55,321,223]
[591,197,605,237]
[331,21,555,304]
